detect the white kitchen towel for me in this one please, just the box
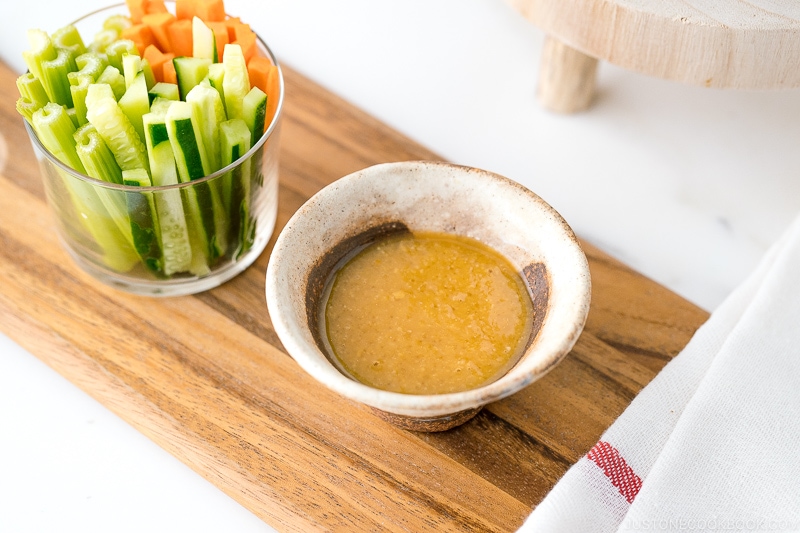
[520,214,800,532]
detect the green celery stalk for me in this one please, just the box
[105,39,138,72]
[103,15,133,34]
[67,52,108,86]
[52,25,86,58]
[70,75,92,125]
[74,123,137,250]
[89,28,119,54]
[32,103,137,272]
[16,97,40,122]
[16,73,49,107]
[41,48,76,107]
[23,29,56,89]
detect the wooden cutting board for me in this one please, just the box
[0,58,708,532]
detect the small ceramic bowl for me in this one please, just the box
[265,161,591,431]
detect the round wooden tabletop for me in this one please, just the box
[507,0,800,90]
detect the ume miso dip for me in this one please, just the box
[321,231,534,395]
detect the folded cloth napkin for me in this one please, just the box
[520,215,800,532]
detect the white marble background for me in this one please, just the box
[1,1,798,531]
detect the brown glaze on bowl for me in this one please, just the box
[266,161,591,432]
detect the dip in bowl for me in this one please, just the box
[265,161,591,431]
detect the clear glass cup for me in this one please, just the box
[24,3,283,296]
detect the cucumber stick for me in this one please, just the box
[173,57,211,100]
[148,82,180,104]
[166,101,227,262]
[222,44,249,121]
[143,110,194,275]
[118,71,150,143]
[122,168,163,274]
[242,86,267,146]
[192,17,217,62]
[86,83,150,173]
[219,118,252,256]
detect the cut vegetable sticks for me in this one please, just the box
[167,19,193,58]
[141,12,175,52]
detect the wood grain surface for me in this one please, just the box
[505,0,800,90]
[0,58,709,532]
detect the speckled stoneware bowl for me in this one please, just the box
[265,161,591,432]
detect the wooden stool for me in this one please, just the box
[505,0,800,113]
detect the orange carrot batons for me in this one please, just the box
[247,56,271,94]
[162,59,178,84]
[265,64,280,129]
[207,22,230,59]
[197,0,226,22]
[166,18,194,57]
[142,12,176,53]
[121,24,157,54]
[231,24,256,61]
[175,0,199,20]
[143,45,175,83]
[126,0,149,23]
[145,0,169,14]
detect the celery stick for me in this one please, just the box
[16,97,40,122]
[52,25,86,58]
[70,75,92,125]
[89,29,119,53]
[105,39,138,72]
[32,104,137,272]
[242,86,267,146]
[32,102,85,172]
[219,118,252,256]
[74,123,136,250]
[103,14,133,34]
[122,168,163,274]
[16,73,49,107]
[118,71,150,144]
[41,48,76,107]
[86,83,150,173]
[143,110,194,275]
[66,107,79,128]
[222,44,249,121]
[74,123,123,185]
[96,65,127,100]
[67,53,108,86]
[23,29,56,88]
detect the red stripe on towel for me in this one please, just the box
[586,441,643,504]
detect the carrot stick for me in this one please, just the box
[166,18,194,57]
[162,59,178,84]
[145,0,169,14]
[247,56,271,94]
[197,0,226,22]
[231,24,256,62]
[175,0,199,20]
[142,12,176,53]
[126,0,148,23]
[265,64,280,129]
[143,45,175,83]
[223,17,242,41]
[207,22,230,60]
[121,24,157,54]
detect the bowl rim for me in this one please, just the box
[265,160,591,416]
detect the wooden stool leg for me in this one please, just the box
[537,36,599,113]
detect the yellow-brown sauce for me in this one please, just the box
[322,231,533,394]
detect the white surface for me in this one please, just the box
[1,0,799,531]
